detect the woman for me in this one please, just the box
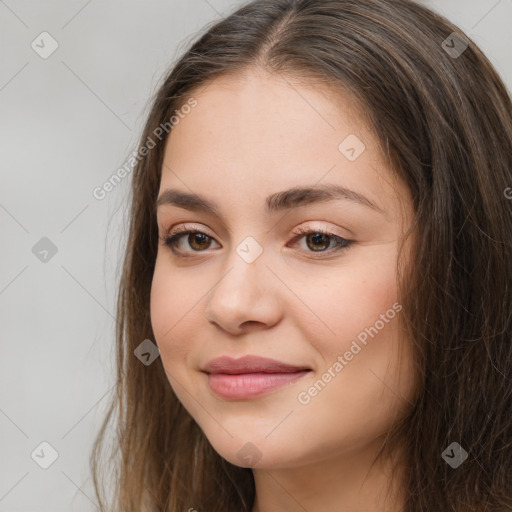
[91,0,512,510]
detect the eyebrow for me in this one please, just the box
[155,184,385,216]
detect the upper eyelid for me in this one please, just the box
[156,205,361,237]
[163,222,348,240]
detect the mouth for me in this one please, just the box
[202,355,311,374]
[204,370,311,399]
[201,355,312,399]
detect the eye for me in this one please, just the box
[160,225,220,254]
[288,226,353,257]
[159,224,354,258]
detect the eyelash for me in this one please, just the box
[159,224,354,258]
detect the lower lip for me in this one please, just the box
[206,371,310,399]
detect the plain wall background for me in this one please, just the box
[1,1,510,510]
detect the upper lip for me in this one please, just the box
[202,355,311,375]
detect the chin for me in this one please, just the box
[202,430,300,469]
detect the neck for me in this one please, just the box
[250,436,405,512]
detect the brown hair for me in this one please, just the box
[90,0,512,510]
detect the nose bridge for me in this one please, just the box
[212,232,267,299]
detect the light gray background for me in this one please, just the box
[1,1,511,511]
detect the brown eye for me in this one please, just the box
[187,232,212,251]
[162,229,218,253]
[160,225,354,259]
[290,227,353,256]
[304,232,331,251]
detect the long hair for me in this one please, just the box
[90,1,512,510]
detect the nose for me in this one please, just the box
[204,250,282,335]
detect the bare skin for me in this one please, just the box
[150,66,418,512]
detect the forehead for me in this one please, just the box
[167,68,370,160]
[160,68,410,222]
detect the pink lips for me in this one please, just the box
[202,355,311,399]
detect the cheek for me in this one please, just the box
[150,263,174,340]
[293,263,413,447]
[149,259,198,365]
[292,245,415,413]
[296,246,400,357]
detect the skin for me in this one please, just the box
[150,67,419,512]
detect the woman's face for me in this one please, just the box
[150,68,418,470]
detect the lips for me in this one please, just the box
[202,355,311,375]
[202,355,312,399]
